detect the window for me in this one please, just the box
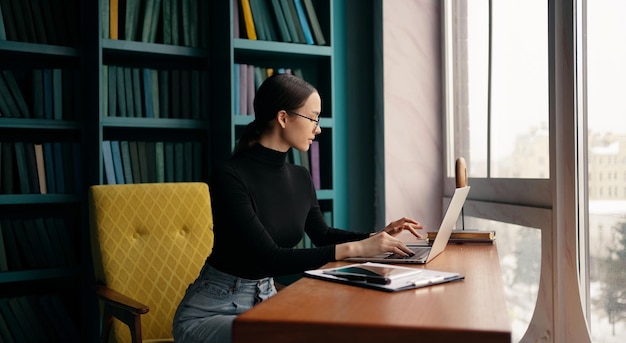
[445,0,626,342]
[582,0,626,340]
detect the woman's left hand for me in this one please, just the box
[378,217,425,239]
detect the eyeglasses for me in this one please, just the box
[287,110,320,129]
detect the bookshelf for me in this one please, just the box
[223,0,338,228]
[0,0,353,340]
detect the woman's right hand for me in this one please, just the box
[335,232,415,261]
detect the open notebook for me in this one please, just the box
[345,186,470,264]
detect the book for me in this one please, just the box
[174,142,184,181]
[233,0,239,38]
[183,141,193,181]
[183,0,197,46]
[50,217,77,266]
[155,141,165,182]
[145,141,157,182]
[3,70,31,118]
[110,140,126,184]
[246,64,255,115]
[13,219,38,268]
[0,219,22,270]
[16,296,51,341]
[9,0,28,42]
[240,0,257,40]
[239,64,248,115]
[0,220,8,271]
[42,68,53,119]
[150,69,160,118]
[293,0,314,44]
[52,68,63,120]
[62,68,75,120]
[190,70,200,119]
[38,295,79,342]
[310,140,320,189]
[42,142,56,193]
[171,0,179,45]
[132,67,143,117]
[144,68,154,118]
[128,141,142,183]
[180,69,190,118]
[137,141,149,182]
[1,143,14,194]
[126,0,141,41]
[39,0,58,45]
[138,0,152,43]
[107,65,117,116]
[0,301,15,342]
[23,142,41,194]
[29,0,48,44]
[302,0,325,45]
[146,0,163,43]
[124,67,135,117]
[34,143,47,194]
[270,0,291,42]
[0,0,19,41]
[0,71,18,117]
[116,66,127,116]
[13,142,31,194]
[305,262,464,292]
[22,218,49,268]
[102,0,110,39]
[233,64,240,115]
[110,0,119,39]
[162,0,171,43]
[102,140,116,184]
[52,142,65,193]
[158,69,169,118]
[120,140,134,183]
[170,69,180,118]
[31,69,44,118]
[249,0,268,40]
[34,217,60,267]
[284,0,306,43]
[164,141,175,182]
[427,229,496,244]
[0,0,9,40]
[0,298,27,342]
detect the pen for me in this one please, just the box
[408,276,445,287]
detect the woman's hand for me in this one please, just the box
[335,217,425,260]
[374,217,425,239]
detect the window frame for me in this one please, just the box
[441,0,592,342]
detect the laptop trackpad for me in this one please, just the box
[385,247,430,260]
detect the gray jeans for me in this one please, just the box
[172,264,277,343]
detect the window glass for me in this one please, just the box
[446,0,549,178]
[586,0,626,340]
[464,217,541,342]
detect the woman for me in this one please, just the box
[172,73,424,343]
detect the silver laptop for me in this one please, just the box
[345,186,471,264]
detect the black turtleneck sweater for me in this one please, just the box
[207,144,369,279]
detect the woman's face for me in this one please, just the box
[283,92,322,152]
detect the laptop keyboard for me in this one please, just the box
[385,247,430,260]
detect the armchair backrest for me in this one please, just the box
[89,182,214,342]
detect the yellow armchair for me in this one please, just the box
[89,182,214,343]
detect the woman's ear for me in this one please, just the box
[277,110,289,129]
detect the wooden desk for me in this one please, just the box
[233,244,511,343]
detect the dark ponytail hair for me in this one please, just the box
[233,73,317,157]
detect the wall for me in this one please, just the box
[380,0,443,236]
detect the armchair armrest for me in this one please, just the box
[96,285,150,315]
[95,285,150,343]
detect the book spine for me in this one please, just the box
[293,0,314,44]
